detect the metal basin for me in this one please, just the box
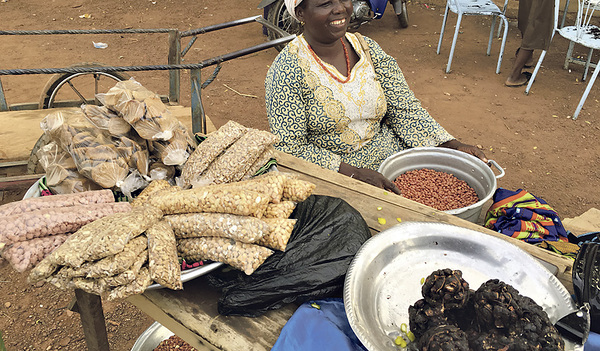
[378,147,504,223]
[131,322,173,351]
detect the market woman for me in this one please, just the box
[265,0,487,193]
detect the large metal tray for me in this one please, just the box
[146,262,223,290]
[344,222,582,350]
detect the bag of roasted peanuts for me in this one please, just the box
[36,141,102,195]
[165,213,269,244]
[178,237,274,275]
[198,129,279,185]
[146,221,182,290]
[40,109,130,189]
[257,218,297,251]
[96,78,178,141]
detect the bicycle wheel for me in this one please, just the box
[29,62,130,174]
[38,62,130,109]
[266,0,302,52]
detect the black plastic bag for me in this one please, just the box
[573,239,600,334]
[205,195,371,317]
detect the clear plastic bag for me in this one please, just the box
[0,185,113,218]
[241,146,276,180]
[198,129,279,185]
[282,178,316,202]
[83,235,148,278]
[96,78,178,141]
[180,120,247,188]
[146,186,270,218]
[178,237,273,275]
[36,141,102,194]
[151,122,196,166]
[41,109,130,189]
[41,205,162,267]
[165,213,269,244]
[147,221,182,290]
[257,218,297,251]
[263,201,297,219]
[114,134,150,176]
[103,250,148,287]
[1,234,69,273]
[81,104,131,137]
[107,266,152,300]
[0,202,131,246]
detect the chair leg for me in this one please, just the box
[564,41,575,70]
[583,48,593,81]
[573,57,600,120]
[446,14,463,73]
[525,50,548,95]
[437,3,450,55]
[495,16,509,74]
[488,16,497,56]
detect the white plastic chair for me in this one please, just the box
[436,0,509,74]
[525,0,600,119]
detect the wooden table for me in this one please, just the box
[126,150,575,351]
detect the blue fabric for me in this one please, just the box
[271,298,367,351]
[585,332,600,350]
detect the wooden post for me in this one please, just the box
[74,289,110,351]
[168,30,181,104]
[0,77,8,112]
[190,69,206,135]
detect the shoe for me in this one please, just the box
[505,72,532,87]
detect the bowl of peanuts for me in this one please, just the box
[378,147,504,223]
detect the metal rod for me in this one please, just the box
[0,78,8,111]
[190,69,206,135]
[0,28,174,35]
[180,15,262,37]
[0,35,295,76]
[168,30,182,104]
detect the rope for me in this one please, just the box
[0,28,173,35]
[0,62,222,76]
[201,64,222,89]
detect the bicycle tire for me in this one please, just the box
[266,0,302,52]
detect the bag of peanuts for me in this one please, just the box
[205,195,371,317]
[96,78,178,141]
[40,109,130,189]
[36,141,102,194]
[1,234,69,272]
[81,104,132,137]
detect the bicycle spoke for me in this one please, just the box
[66,80,88,105]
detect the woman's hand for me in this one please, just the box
[439,139,488,163]
[339,162,402,195]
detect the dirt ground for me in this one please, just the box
[0,0,599,350]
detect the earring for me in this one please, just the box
[300,21,305,26]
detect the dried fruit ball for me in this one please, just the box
[418,324,469,351]
[408,298,447,339]
[473,279,522,330]
[422,268,470,310]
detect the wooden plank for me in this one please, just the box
[74,290,110,351]
[0,160,28,177]
[131,278,295,351]
[274,151,575,293]
[0,105,215,162]
[0,174,43,190]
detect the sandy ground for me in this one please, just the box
[0,0,599,350]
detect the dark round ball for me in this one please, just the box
[419,324,469,351]
[422,268,471,310]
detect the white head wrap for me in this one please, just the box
[285,0,304,21]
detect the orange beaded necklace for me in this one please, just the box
[308,38,351,84]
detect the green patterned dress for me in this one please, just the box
[265,33,454,171]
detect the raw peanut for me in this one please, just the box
[0,202,131,246]
[393,169,479,211]
[165,213,269,244]
[178,237,273,275]
[1,234,69,273]
[0,189,114,217]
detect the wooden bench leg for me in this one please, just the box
[74,289,110,351]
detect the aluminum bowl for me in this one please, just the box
[343,221,582,351]
[131,322,173,351]
[378,147,504,223]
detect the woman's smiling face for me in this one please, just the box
[296,0,353,45]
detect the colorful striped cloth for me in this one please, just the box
[485,188,568,244]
